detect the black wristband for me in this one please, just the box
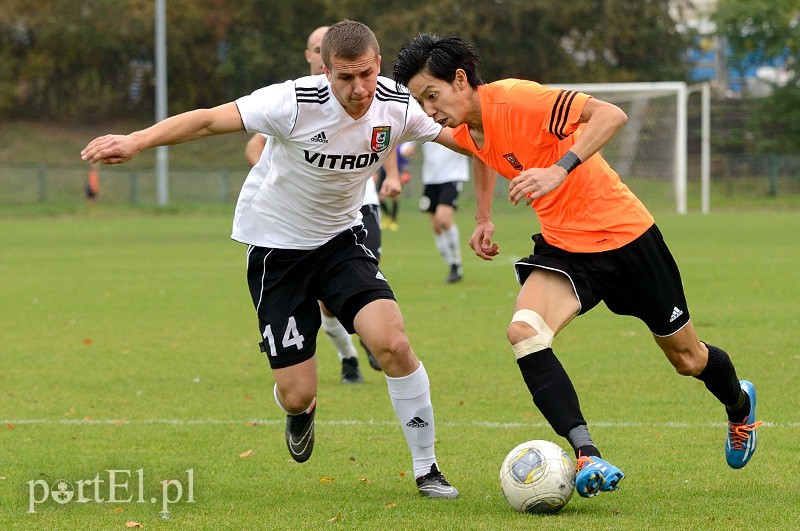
[554,150,581,174]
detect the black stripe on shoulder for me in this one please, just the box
[376,93,408,104]
[376,80,408,97]
[548,90,567,138]
[376,84,409,104]
[549,90,576,140]
[296,86,329,95]
[295,85,330,104]
[549,90,570,139]
[297,95,330,104]
[556,91,578,138]
[375,93,409,103]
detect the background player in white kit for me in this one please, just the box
[81,20,464,498]
[244,26,381,383]
[412,141,470,283]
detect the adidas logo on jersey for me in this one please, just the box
[310,131,328,143]
[406,416,428,428]
[669,306,684,322]
[375,271,386,281]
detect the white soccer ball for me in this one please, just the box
[499,439,576,514]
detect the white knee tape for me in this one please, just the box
[511,309,554,359]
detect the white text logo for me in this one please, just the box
[27,468,195,519]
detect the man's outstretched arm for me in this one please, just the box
[81,102,244,165]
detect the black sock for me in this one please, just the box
[727,393,751,424]
[576,445,601,459]
[516,348,586,438]
[694,343,744,421]
[694,343,742,406]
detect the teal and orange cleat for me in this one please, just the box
[575,455,624,498]
[726,380,762,469]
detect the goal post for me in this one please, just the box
[692,82,711,215]
[551,81,711,214]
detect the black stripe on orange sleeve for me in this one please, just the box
[551,90,575,140]
[549,90,568,138]
[556,90,579,139]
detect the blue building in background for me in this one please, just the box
[682,1,790,96]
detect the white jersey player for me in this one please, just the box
[81,20,471,498]
[232,73,430,248]
[244,133,382,382]
[242,26,382,383]
[408,141,471,283]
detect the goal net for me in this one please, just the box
[552,82,708,214]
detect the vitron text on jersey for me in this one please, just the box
[304,150,380,170]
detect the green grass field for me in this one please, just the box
[1,201,798,529]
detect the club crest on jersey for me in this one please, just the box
[371,126,391,152]
[502,152,524,171]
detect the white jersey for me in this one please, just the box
[421,141,470,185]
[254,133,379,207]
[233,75,438,249]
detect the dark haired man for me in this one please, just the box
[394,33,760,498]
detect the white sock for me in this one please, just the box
[321,312,357,361]
[386,362,437,478]
[434,232,449,265]
[443,225,462,266]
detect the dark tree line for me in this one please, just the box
[1,0,694,123]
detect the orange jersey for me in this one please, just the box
[453,79,654,253]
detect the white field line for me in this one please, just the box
[2,418,795,428]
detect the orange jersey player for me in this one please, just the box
[450,79,654,253]
[394,33,761,499]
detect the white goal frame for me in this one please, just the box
[552,81,711,214]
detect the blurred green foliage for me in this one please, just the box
[714,0,800,153]
[0,0,692,123]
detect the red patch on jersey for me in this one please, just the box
[502,152,523,171]
[371,126,391,152]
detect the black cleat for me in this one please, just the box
[416,464,459,498]
[446,264,463,284]
[340,357,363,384]
[285,400,315,463]
[360,339,382,371]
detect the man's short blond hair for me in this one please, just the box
[320,20,380,67]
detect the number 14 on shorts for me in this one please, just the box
[262,316,305,356]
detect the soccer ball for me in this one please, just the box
[499,439,576,514]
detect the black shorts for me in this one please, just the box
[246,226,395,369]
[514,224,690,336]
[419,181,463,213]
[360,204,382,261]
